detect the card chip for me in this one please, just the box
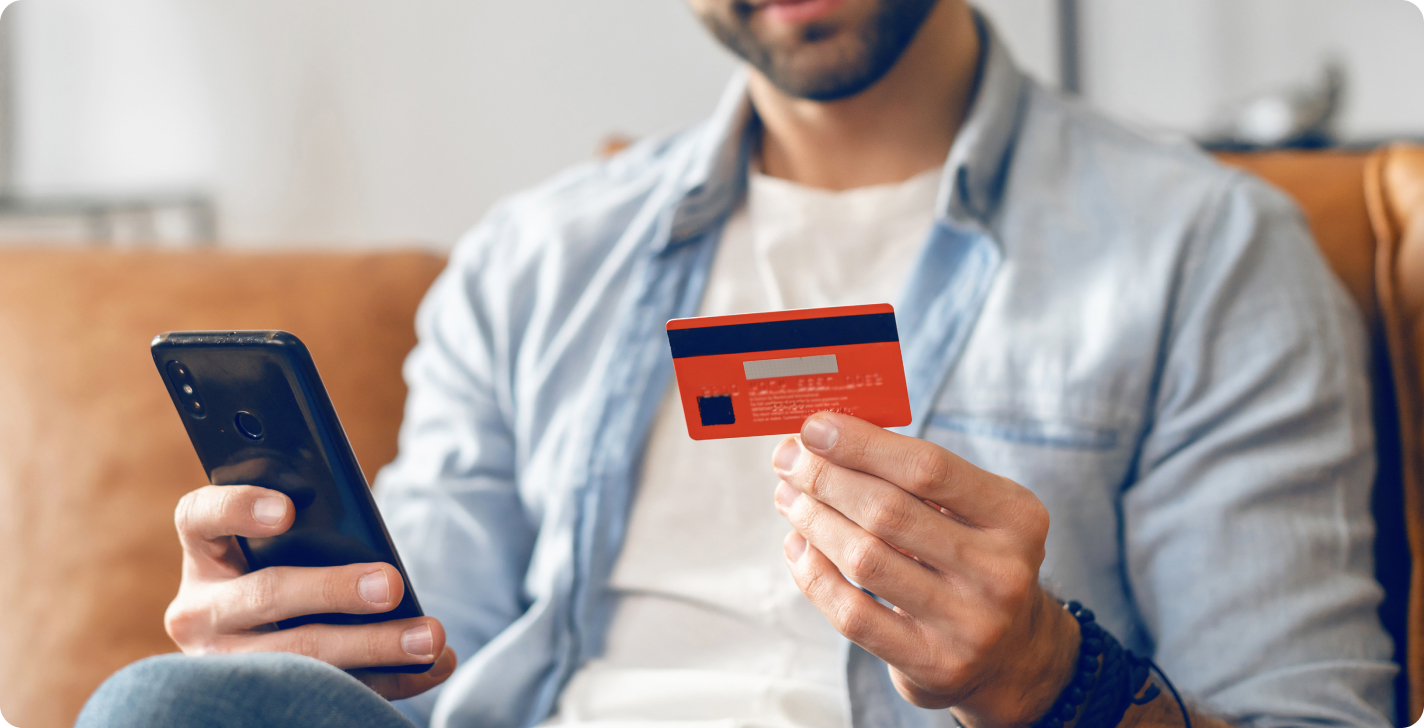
[697,395,736,426]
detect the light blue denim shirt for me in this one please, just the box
[374,20,1396,728]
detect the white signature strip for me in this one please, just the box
[743,354,839,380]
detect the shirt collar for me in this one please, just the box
[664,10,1028,249]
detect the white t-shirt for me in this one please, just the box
[541,165,942,728]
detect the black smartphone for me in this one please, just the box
[152,330,430,673]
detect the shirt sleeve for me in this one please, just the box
[373,207,537,724]
[1123,174,1397,727]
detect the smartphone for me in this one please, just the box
[152,330,430,673]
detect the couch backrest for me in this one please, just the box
[0,250,445,728]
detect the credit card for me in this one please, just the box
[666,303,912,440]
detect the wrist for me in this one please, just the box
[952,590,1081,728]
[1113,685,1169,728]
[1114,672,1195,728]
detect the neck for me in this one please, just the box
[751,1,981,191]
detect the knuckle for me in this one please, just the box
[1001,479,1049,529]
[990,564,1034,606]
[241,568,280,622]
[163,601,205,646]
[905,448,951,493]
[1022,494,1051,540]
[216,487,243,523]
[286,627,324,660]
[802,458,832,500]
[800,561,837,602]
[844,538,887,583]
[833,602,872,641]
[173,491,203,536]
[864,497,914,537]
[844,429,873,462]
[1002,489,1051,561]
[790,496,821,532]
[969,613,1013,656]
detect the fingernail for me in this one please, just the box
[252,497,287,526]
[803,417,839,451]
[401,625,434,657]
[785,531,807,561]
[775,481,799,510]
[773,437,802,472]
[358,571,390,604]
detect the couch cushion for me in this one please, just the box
[0,249,445,728]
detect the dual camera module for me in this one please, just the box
[164,360,264,441]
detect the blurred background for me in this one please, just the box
[0,0,1421,248]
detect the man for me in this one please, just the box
[79,1,1395,726]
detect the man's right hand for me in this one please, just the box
[164,484,458,700]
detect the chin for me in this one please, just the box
[761,40,886,101]
[706,0,941,102]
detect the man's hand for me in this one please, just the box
[164,484,457,700]
[771,413,1078,728]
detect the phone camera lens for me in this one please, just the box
[167,361,206,418]
[166,361,190,382]
[235,411,264,441]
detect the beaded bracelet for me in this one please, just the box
[1031,601,1107,728]
[1032,601,1193,728]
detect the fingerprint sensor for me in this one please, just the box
[234,411,265,441]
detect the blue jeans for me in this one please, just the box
[76,653,419,728]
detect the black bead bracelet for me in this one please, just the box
[1031,601,1106,728]
[1032,600,1192,728]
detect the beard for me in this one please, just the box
[695,0,941,102]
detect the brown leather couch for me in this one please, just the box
[1,147,1423,727]
[0,251,445,727]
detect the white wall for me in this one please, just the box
[6,0,1424,247]
[973,0,1058,87]
[10,0,739,246]
[1082,0,1424,138]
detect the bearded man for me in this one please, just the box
[79,1,1396,727]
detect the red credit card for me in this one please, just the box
[666,303,912,440]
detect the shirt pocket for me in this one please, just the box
[926,411,1120,451]
[920,408,1138,555]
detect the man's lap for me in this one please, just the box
[76,652,419,728]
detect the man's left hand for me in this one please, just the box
[772,412,1080,728]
